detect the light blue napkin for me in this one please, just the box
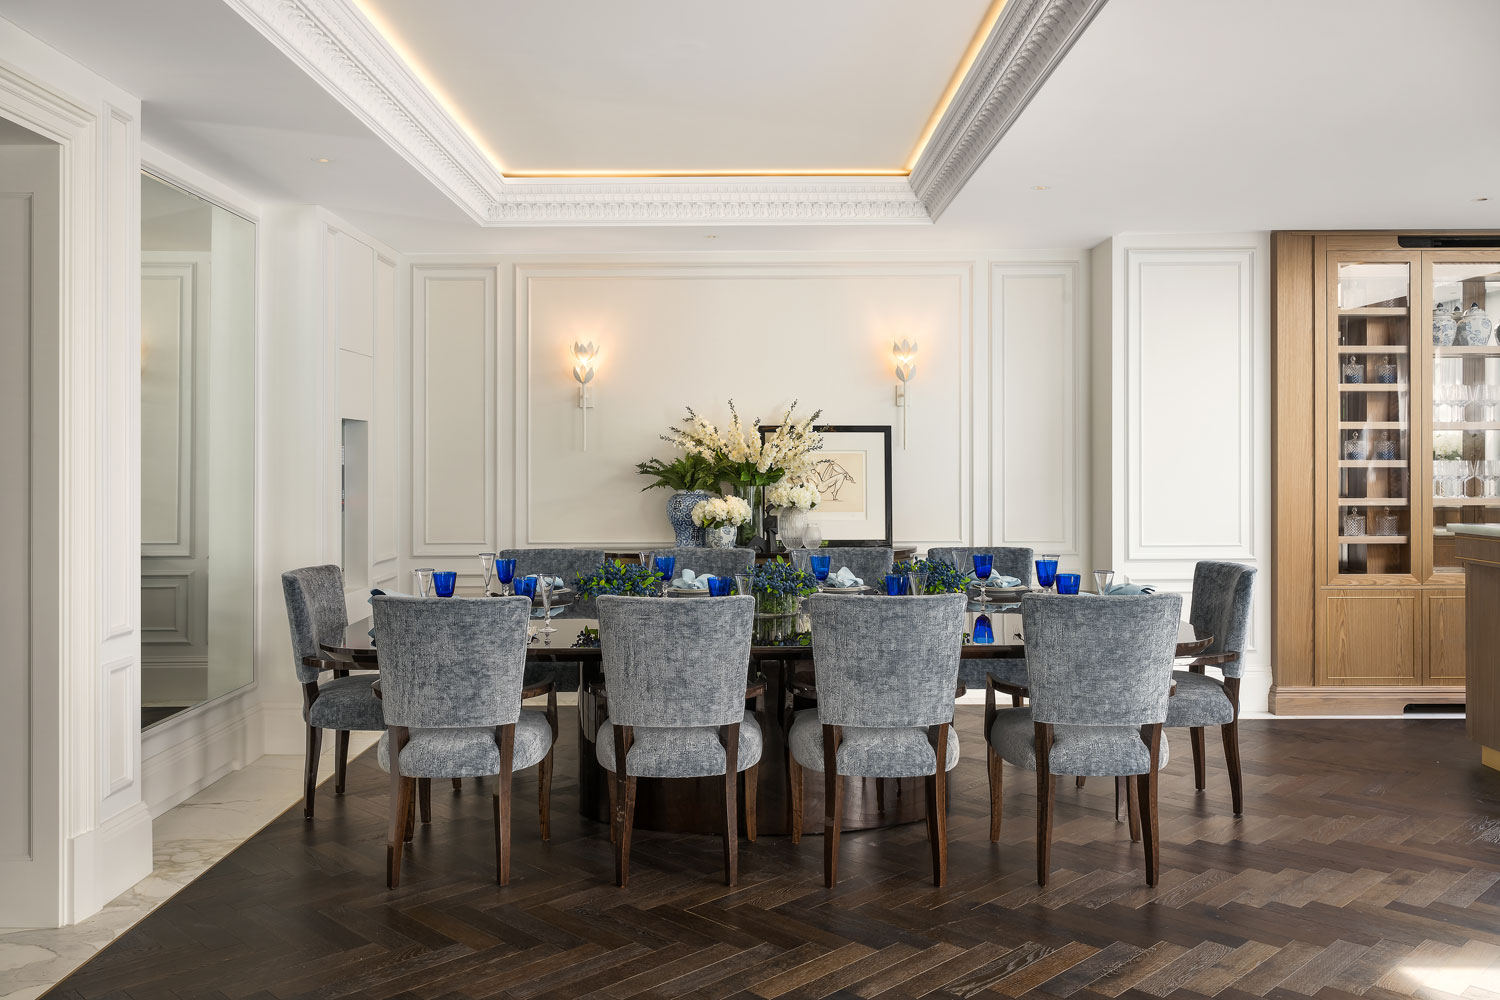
[671,569,710,590]
[1104,582,1156,595]
[525,575,566,588]
[828,567,864,588]
[981,572,1024,588]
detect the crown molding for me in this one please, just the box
[910,0,1110,219]
[224,0,1103,227]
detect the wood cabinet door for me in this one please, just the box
[1319,589,1421,685]
[1424,591,1466,684]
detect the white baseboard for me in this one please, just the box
[142,694,266,817]
[67,801,153,922]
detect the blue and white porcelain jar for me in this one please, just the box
[667,490,711,547]
[1433,304,1458,347]
[1456,302,1493,347]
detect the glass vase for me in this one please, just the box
[754,592,799,644]
[732,482,765,549]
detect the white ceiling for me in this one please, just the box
[356,0,992,175]
[2,0,1499,252]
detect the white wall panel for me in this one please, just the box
[332,229,374,357]
[139,264,193,554]
[373,257,397,564]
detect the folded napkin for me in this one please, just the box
[524,575,566,588]
[671,569,710,590]
[827,567,864,588]
[979,572,1024,588]
[1104,582,1156,595]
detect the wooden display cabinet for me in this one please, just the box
[1273,232,1500,714]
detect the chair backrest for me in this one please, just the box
[281,564,347,684]
[597,595,754,729]
[647,547,755,580]
[1189,561,1256,676]
[927,546,1034,583]
[499,547,607,618]
[371,595,531,729]
[812,546,894,584]
[1021,592,1183,728]
[808,593,966,728]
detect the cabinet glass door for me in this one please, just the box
[1334,260,1413,577]
[1428,257,1500,578]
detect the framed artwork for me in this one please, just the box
[760,424,892,546]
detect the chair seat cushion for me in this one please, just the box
[306,672,386,731]
[788,709,959,777]
[596,711,762,777]
[378,710,554,778]
[1164,669,1235,726]
[989,707,1170,777]
[959,657,1027,694]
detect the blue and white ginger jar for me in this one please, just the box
[1456,302,1493,347]
[667,490,711,546]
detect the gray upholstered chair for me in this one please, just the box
[647,546,755,582]
[498,547,607,618]
[282,565,384,820]
[797,546,894,586]
[988,593,1182,886]
[927,546,1034,584]
[595,595,758,887]
[1166,561,1256,815]
[372,595,556,888]
[788,593,966,887]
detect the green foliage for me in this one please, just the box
[894,558,970,595]
[574,560,663,598]
[636,453,721,491]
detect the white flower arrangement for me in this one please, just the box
[691,494,753,529]
[766,481,819,511]
[662,400,823,488]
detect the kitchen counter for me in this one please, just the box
[1456,528,1500,771]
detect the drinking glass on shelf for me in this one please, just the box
[1470,460,1484,498]
[536,577,556,636]
[1374,433,1396,461]
[495,558,516,596]
[803,522,823,551]
[479,552,496,594]
[414,567,435,598]
[1341,507,1364,537]
[1035,554,1059,593]
[1093,569,1114,595]
[432,571,457,598]
[1484,461,1500,498]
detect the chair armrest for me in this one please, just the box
[302,655,357,673]
[521,679,555,700]
[1184,652,1239,671]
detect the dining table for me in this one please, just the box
[321,600,1209,837]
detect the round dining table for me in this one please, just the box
[321,605,1209,837]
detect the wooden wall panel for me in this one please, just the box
[1424,592,1466,685]
[1271,232,1316,690]
[1320,590,1420,685]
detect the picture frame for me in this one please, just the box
[759,424,893,547]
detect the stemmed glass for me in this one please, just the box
[1094,569,1114,595]
[972,553,994,581]
[908,567,928,597]
[1035,554,1060,593]
[479,552,496,595]
[536,577,557,637]
[1484,460,1500,498]
[495,558,516,596]
[1469,460,1484,498]
[654,555,676,595]
[809,554,831,584]
[414,567,435,597]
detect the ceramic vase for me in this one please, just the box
[1456,302,1493,347]
[705,524,736,549]
[667,490,711,547]
[1433,304,1458,347]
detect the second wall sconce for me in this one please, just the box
[892,338,917,448]
[572,340,598,449]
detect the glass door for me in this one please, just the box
[1330,255,1416,580]
[1425,253,1500,582]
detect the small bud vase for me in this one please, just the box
[705,524,736,549]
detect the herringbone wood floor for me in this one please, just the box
[45,713,1500,1000]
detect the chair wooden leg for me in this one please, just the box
[452,778,462,793]
[1076,775,1086,788]
[303,725,322,820]
[1126,775,1141,842]
[334,730,350,794]
[607,768,619,845]
[787,752,803,845]
[386,775,413,889]
[823,724,843,888]
[743,762,758,843]
[403,784,416,843]
[1139,724,1162,885]
[418,777,432,824]
[721,723,740,886]
[876,778,885,814]
[538,748,554,841]
[614,725,635,887]
[1191,726,1207,790]
[495,724,515,886]
[1035,723,1055,886]
[987,745,1003,842]
[926,724,949,887]
[1222,718,1244,815]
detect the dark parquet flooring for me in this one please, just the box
[45,712,1500,1000]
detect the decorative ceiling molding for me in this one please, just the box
[910,0,1110,219]
[224,0,1105,226]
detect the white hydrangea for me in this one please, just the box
[766,482,818,510]
[691,494,753,528]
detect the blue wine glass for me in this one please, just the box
[972,613,994,644]
[810,554,831,582]
[972,553,993,580]
[1035,555,1059,592]
[515,576,537,600]
[1056,572,1081,595]
[707,576,732,597]
[654,555,676,581]
[885,573,903,596]
[432,571,457,598]
[495,558,516,596]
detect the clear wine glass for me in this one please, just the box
[537,577,556,637]
[1093,569,1114,595]
[414,568,434,597]
[479,552,496,595]
[1469,460,1484,497]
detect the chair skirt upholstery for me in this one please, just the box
[788,710,959,777]
[595,711,762,777]
[990,707,1170,777]
[378,711,553,778]
[1164,670,1236,726]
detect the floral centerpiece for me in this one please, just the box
[691,494,753,549]
[747,557,817,642]
[893,558,969,595]
[661,400,823,548]
[574,560,665,599]
[765,480,819,551]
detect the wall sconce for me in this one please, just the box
[572,340,598,449]
[892,338,917,448]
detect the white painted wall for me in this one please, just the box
[402,251,1092,587]
[1093,233,1273,712]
